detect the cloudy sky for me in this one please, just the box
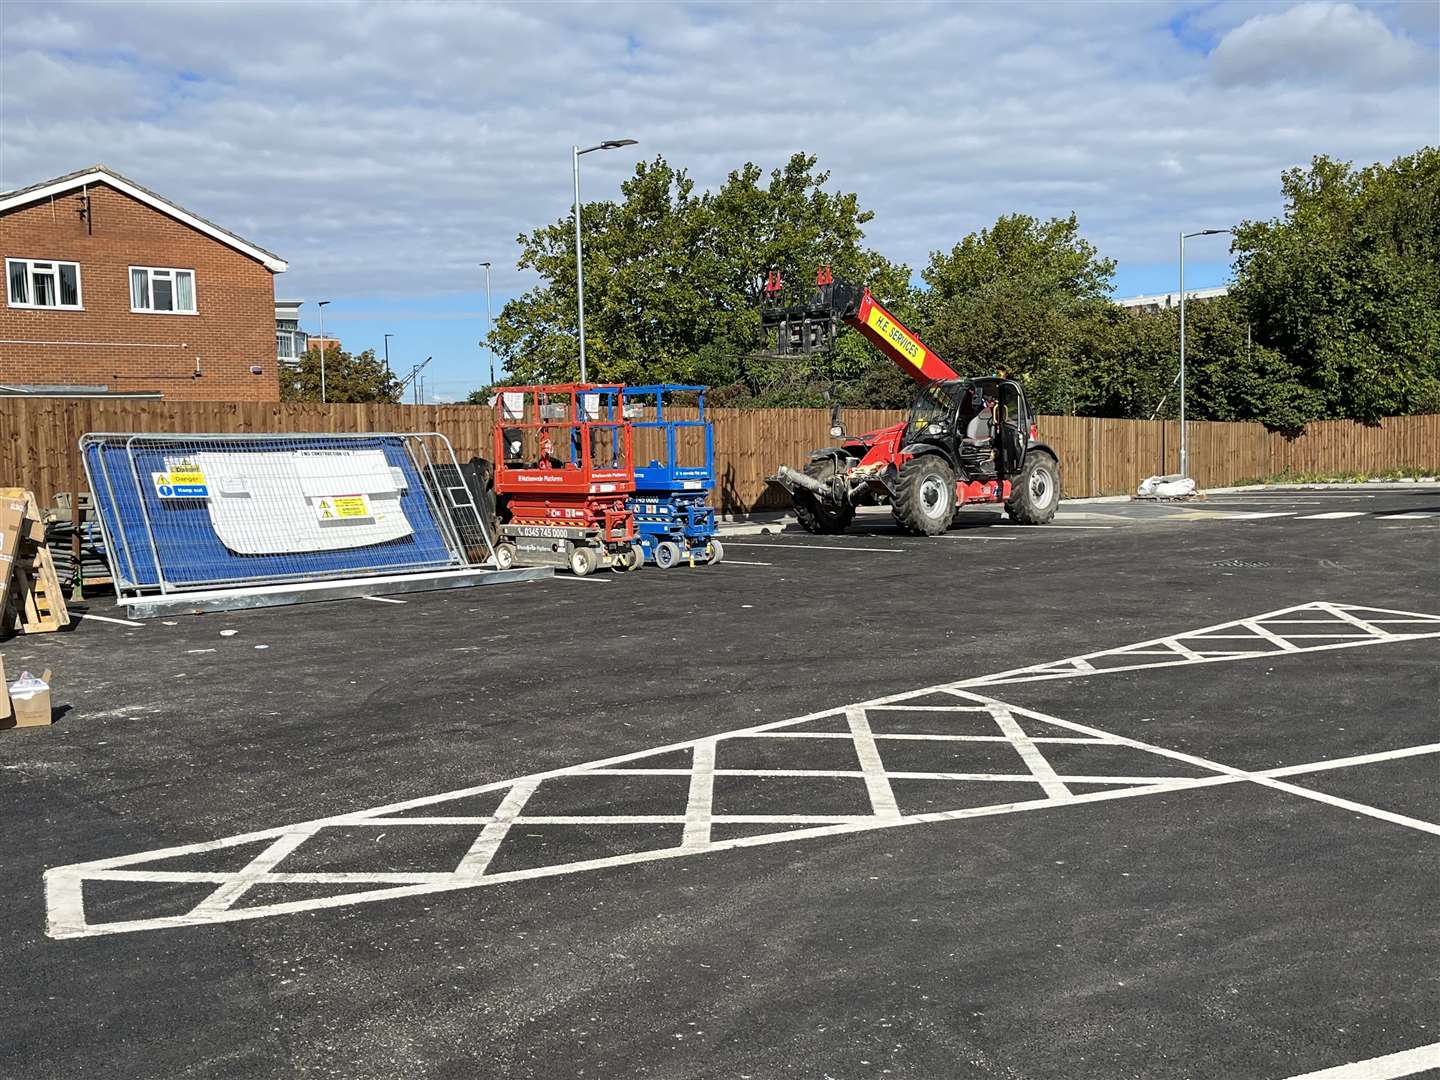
[2,1,1436,400]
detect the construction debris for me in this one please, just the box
[1,489,72,636]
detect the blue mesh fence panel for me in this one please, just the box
[81,433,476,593]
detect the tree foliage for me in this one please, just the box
[491,153,908,402]
[280,346,401,403]
[1230,148,1440,422]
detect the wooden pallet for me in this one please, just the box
[1,489,70,636]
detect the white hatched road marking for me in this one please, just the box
[682,740,717,849]
[43,600,1440,941]
[845,707,900,819]
[1278,1039,1440,1079]
[455,780,537,879]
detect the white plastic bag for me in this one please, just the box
[1136,474,1196,499]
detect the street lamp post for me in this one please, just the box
[383,332,394,376]
[317,300,331,403]
[1178,228,1232,480]
[480,261,494,386]
[572,138,638,382]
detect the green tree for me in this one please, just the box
[280,346,402,403]
[1231,148,1440,422]
[490,152,909,402]
[916,213,1117,414]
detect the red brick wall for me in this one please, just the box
[0,181,282,401]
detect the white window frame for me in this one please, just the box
[129,265,198,315]
[6,258,84,310]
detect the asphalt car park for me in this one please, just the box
[2,487,1437,1080]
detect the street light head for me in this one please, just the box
[317,299,331,307]
[600,139,638,149]
[480,261,492,268]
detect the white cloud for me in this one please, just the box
[0,0,1435,308]
[1210,2,1435,88]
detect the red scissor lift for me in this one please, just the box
[491,384,643,576]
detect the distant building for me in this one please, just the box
[0,163,288,400]
[307,335,341,357]
[275,299,308,367]
[1115,286,1229,313]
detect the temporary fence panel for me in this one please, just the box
[81,431,493,595]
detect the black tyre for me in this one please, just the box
[1005,452,1061,524]
[793,458,855,535]
[893,455,956,536]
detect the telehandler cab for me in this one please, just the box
[764,270,1061,535]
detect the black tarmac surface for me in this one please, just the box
[2,488,1437,1080]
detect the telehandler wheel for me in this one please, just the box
[793,459,855,535]
[894,456,956,535]
[569,546,599,577]
[654,541,682,569]
[493,542,517,571]
[1005,451,1061,524]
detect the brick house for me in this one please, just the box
[0,164,289,401]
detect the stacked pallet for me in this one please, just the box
[1,489,71,637]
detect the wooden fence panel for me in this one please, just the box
[1,398,1435,512]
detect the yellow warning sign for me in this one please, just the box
[315,494,374,521]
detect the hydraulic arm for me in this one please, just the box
[760,268,957,385]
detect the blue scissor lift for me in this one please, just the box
[626,384,724,568]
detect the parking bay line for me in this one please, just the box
[722,542,906,554]
[73,612,145,628]
[361,595,407,604]
[718,559,773,566]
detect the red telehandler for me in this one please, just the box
[763,269,1061,535]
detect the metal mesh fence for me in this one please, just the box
[80,431,495,595]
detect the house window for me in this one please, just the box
[130,266,197,314]
[6,259,83,309]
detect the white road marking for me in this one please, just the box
[73,612,145,628]
[1299,511,1368,519]
[551,575,610,583]
[682,740,716,849]
[1200,511,1298,519]
[986,705,1072,798]
[361,595,407,604]
[43,599,1440,939]
[986,524,1115,529]
[1278,1039,1440,1079]
[964,601,1440,686]
[455,780,537,879]
[722,542,905,554]
[1377,512,1437,519]
[846,707,900,820]
[717,559,774,566]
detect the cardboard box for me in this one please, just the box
[3,666,53,729]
